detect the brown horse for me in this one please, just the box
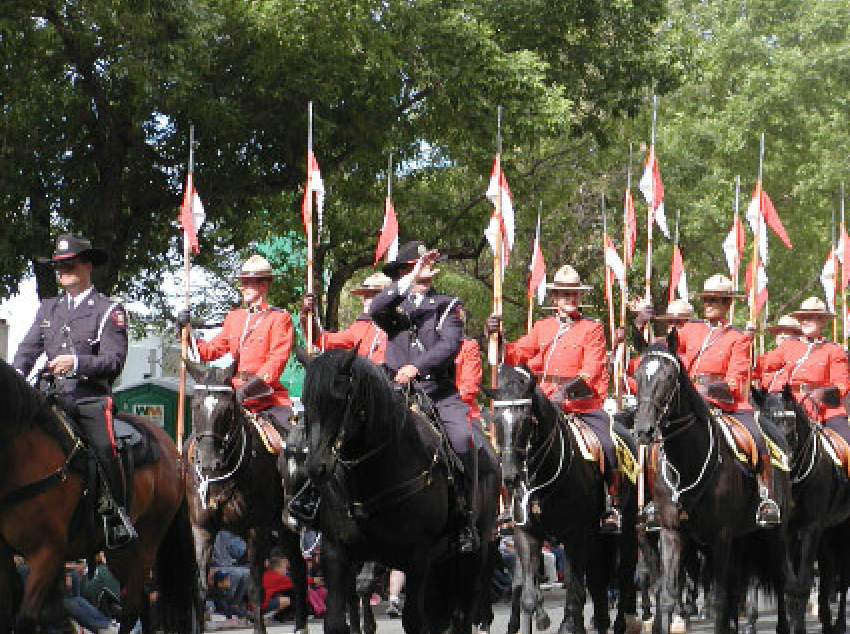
[0,359,202,633]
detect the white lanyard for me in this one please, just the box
[788,341,817,384]
[238,308,269,352]
[691,323,725,377]
[543,318,573,377]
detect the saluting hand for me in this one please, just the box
[394,364,419,384]
[47,355,75,375]
[411,249,441,284]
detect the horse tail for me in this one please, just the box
[155,498,204,634]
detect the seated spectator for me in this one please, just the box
[262,556,294,621]
[541,541,558,585]
[210,530,251,612]
[305,549,327,617]
[81,552,122,620]
[207,571,249,619]
[64,562,115,634]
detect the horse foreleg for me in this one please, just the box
[657,528,683,634]
[323,539,356,634]
[712,535,736,634]
[513,529,542,634]
[16,545,64,634]
[248,528,271,634]
[279,528,309,634]
[559,541,590,634]
[789,529,821,634]
[401,551,431,634]
[191,523,214,599]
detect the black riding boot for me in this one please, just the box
[99,453,138,549]
[600,470,622,534]
[756,452,781,528]
[289,481,322,527]
[457,450,481,554]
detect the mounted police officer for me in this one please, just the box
[487,264,622,533]
[758,298,850,445]
[369,241,481,553]
[178,255,295,433]
[756,315,804,392]
[665,273,780,527]
[13,234,135,548]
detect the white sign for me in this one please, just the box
[133,403,165,427]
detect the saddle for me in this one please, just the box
[820,427,850,478]
[247,411,285,455]
[563,414,638,483]
[715,412,759,468]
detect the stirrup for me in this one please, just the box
[638,501,660,531]
[458,524,480,554]
[103,506,138,550]
[600,494,622,534]
[755,498,781,528]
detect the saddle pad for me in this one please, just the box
[820,427,850,477]
[758,416,791,472]
[614,432,638,484]
[113,419,142,445]
[251,416,283,455]
[566,417,605,475]
[715,413,758,468]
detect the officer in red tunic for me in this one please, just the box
[486,265,622,533]
[755,315,804,392]
[757,298,850,445]
[178,255,295,430]
[301,272,391,363]
[15,234,135,548]
[675,274,779,527]
[455,305,483,421]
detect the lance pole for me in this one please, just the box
[731,175,741,322]
[306,102,315,354]
[747,134,765,389]
[832,197,838,341]
[489,106,504,443]
[843,181,847,347]
[176,125,195,455]
[644,96,658,308]
[527,201,541,334]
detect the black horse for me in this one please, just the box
[485,364,640,634]
[755,386,850,634]
[302,347,500,634]
[633,331,792,634]
[185,360,308,634]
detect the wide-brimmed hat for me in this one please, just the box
[546,265,592,292]
[38,233,108,267]
[382,241,441,279]
[765,314,803,335]
[655,299,695,322]
[351,272,392,295]
[791,297,835,320]
[693,274,742,299]
[236,255,278,280]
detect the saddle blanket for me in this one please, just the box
[565,414,638,484]
[820,427,850,478]
[713,411,789,472]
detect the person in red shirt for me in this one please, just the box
[178,255,295,432]
[455,305,482,421]
[486,265,621,533]
[262,555,294,617]
[670,274,779,527]
[755,315,804,392]
[301,272,391,363]
[758,298,850,445]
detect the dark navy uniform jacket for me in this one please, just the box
[14,290,128,399]
[369,282,464,398]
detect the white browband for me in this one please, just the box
[492,398,532,408]
[646,350,681,370]
[195,385,235,393]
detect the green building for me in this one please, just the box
[113,377,192,441]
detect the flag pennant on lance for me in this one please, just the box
[484,155,515,267]
[180,172,205,254]
[639,145,670,238]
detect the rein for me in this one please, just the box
[191,383,249,510]
[642,349,718,505]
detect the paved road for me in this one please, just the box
[207,587,824,634]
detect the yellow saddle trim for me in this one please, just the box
[614,433,638,484]
[714,412,754,466]
[755,413,790,472]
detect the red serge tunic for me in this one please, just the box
[504,314,608,413]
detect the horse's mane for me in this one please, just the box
[0,358,50,436]
[304,350,412,440]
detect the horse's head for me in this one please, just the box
[186,358,239,474]
[482,364,536,487]
[633,328,683,443]
[760,384,805,452]
[302,347,360,485]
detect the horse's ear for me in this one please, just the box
[340,346,358,375]
[751,385,766,408]
[294,344,312,367]
[223,357,238,383]
[782,383,793,400]
[520,364,538,394]
[481,385,501,400]
[666,326,679,355]
[184,357,205,384]
[633,325,648,354]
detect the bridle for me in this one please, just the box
[191,383,248,509]
[638,349,716,504]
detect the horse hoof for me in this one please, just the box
[623,615,642,634]
[670,616,687,634]
[536,610,552,631]
[294,629,309,634]
[642,618,654,634]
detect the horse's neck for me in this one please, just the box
[530,398,562,470]
[662,389,714,479]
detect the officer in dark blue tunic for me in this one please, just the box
[370,241,480,553]
[14,234,135,548]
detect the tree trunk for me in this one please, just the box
[30,181,58,300]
